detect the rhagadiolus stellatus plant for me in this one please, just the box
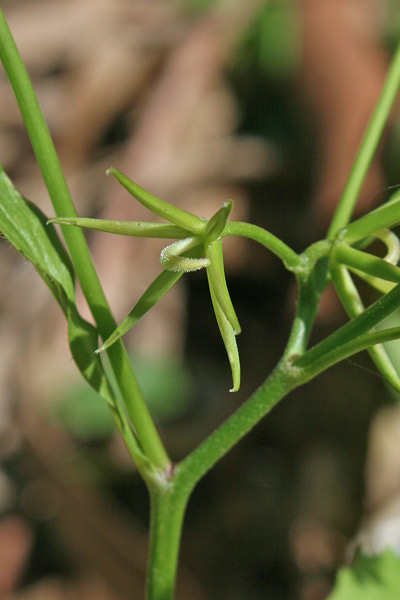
[50,173,242,391]
[2,6,400,599]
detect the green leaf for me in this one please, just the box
[131,353,192,422]
[0,166,114,405]
[235,0,300,80]
[327,550,400,600]
[55,380,115,441]
[0,165,74,309]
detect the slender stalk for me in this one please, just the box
[145,359,303,600]
[327,41,400,239]
[329,261,400,392]
[223,221,302,271]
[342,192,400,244]
[177,360,300,491]
[0,8,169,471]
[293,325,400,383]
[294,282,400,369]
[283,271,322,358]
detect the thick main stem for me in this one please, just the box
[146,481,192,600]
[145,360,304,600]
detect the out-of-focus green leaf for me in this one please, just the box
[235,1,301,80]
[383,0,400,51]
[132,354,192,422]
[180,0,217,14]
[327,550,400,600]
[55,380,115,441]
[0,165,115,406]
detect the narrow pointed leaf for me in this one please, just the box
[97,269,183,353]
[0,165,75,308]
[108,167,206,234]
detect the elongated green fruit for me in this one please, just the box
[330,261,400,392]
[108,168,206,234]
[208,278,240,392]
[205,239,241,335]
[96,270,183,353]
[334,229,400,293]
[342,191,400,244]
[48,216,189,239]
[333,242,400,284]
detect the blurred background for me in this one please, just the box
[1,0,400,598]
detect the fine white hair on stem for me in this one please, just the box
[160,237,209,273]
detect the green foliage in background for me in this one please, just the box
[234,1,300,80]
[328,551,400,600]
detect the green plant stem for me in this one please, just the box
[223,221,302,271]
[0,8,169,471]
[293,325,400,383]
[294,282,400,370]
[329,260,400,392]
[327,41,400,239]
[284,271,322,358]
[177,360,300,499]
[342,193,400,244]
[144,237,327,598]
[146,480,192,600]
[145,358,302,600]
